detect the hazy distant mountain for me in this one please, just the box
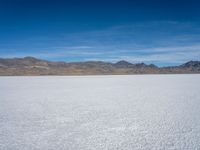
[0,57,200,75]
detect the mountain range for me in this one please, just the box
[0,57,200,75]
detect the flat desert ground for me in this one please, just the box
[0,75,200,150]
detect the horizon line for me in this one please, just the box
[1,56,199,68]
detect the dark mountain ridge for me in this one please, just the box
[0,57,200,75]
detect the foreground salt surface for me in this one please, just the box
[0,75,200,150]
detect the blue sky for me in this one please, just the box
[0,0,200,66]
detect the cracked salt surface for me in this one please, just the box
[0,75,200,150]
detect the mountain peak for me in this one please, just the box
[23,56,39,61]
[115,60,133,67]
[181,61,200,67]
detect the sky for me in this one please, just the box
[0,0,200,66]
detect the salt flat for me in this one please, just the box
[0,75,200,150]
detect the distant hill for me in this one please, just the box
[0,57,200,75]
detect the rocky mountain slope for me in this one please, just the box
[0,57,199,75]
